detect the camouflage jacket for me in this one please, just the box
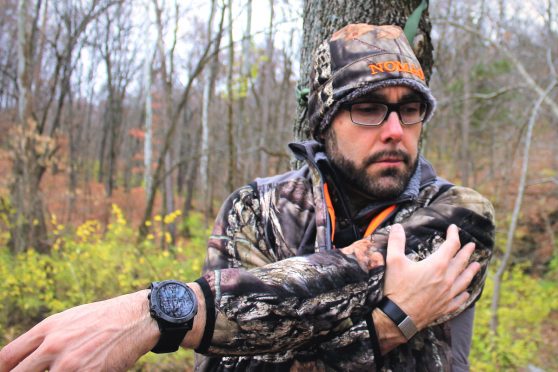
[195,141,495,371]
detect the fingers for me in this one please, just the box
[386,224,406,264]
[0,327,45,372]
[448,242,476,276]
[447,241,480,304]
[11,345,51,372]
[451,261,481,298]
[447,291,471,314]
[340,239,385,272]
[447,260,480,313]
[436,224,461,260]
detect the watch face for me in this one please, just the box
[155,281,197,322]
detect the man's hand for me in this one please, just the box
[0,291,159,372]
[384,223,480,330]
[340,239,384,272]
[340,224,479,354]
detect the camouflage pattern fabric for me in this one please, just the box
[195,140,495,371]
[307,24,436,139]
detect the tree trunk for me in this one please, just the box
[182,122,202,219]
[163,151,176,242]
[10,0,51,253]
[200,0,224,224]
[98,109,109,183]
[144,48,155,201]
[295,0,434,143]
[226,0,236,192]
[258,0,274,176]
[176,109,192,194]
[66,87,78,222]
[105,95,116,196]
[236,0,252,183]
[200,76,211,220]
[460,56,471,187]
[9,133,50,253]
[157,0,180,243]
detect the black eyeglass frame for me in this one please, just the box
[342,101,428,127]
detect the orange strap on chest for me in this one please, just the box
[324,183,396,242]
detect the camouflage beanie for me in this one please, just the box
[307,24,436,140]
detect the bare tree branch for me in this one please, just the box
[439,19,558,119]
[490,75,557,333]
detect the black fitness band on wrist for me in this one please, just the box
[366,314,384,369]
[378,297,418,340]
[194,277,215,354]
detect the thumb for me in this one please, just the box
[386,224,406,263]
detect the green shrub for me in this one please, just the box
[0,205,210,370]
[470,263,558,371]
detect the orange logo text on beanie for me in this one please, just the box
[368,61,425,81]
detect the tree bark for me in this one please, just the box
[460,51,471,188]
[144,47,155,201]
[10,0,51,253]
[236,0,252,184]
[182,118,202,219]
[258,0,274,176]
[163,5,179,242]
[200,0,224,223]
[225,0,237,192]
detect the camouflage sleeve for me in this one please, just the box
[202,184,277,271]
[203,252,384,356]
[200,185,385,356]
[372,185,495,324]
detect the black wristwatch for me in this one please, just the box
[148,280,198,353]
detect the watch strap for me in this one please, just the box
[151,321,191,353]
[378,297,418,340]
[194,277,215,354]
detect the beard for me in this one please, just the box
[324,129,419,200]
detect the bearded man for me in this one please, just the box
[0,24,494,372]
[192,23,494,371]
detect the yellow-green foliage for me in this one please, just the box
[470,263,558,371]
[0,205,211,370]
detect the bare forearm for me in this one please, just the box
[0,291,160,372]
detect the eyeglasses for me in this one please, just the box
[343,101,427,126]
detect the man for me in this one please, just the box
[0,24,493,371]
[194,24,494,371]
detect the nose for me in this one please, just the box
[379,111,403,143]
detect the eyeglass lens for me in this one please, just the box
[349,102,426,126]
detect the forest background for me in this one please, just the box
[0,0,557,370]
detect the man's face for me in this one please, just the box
[324,86,423,200]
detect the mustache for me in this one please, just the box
[363,150,411,167]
